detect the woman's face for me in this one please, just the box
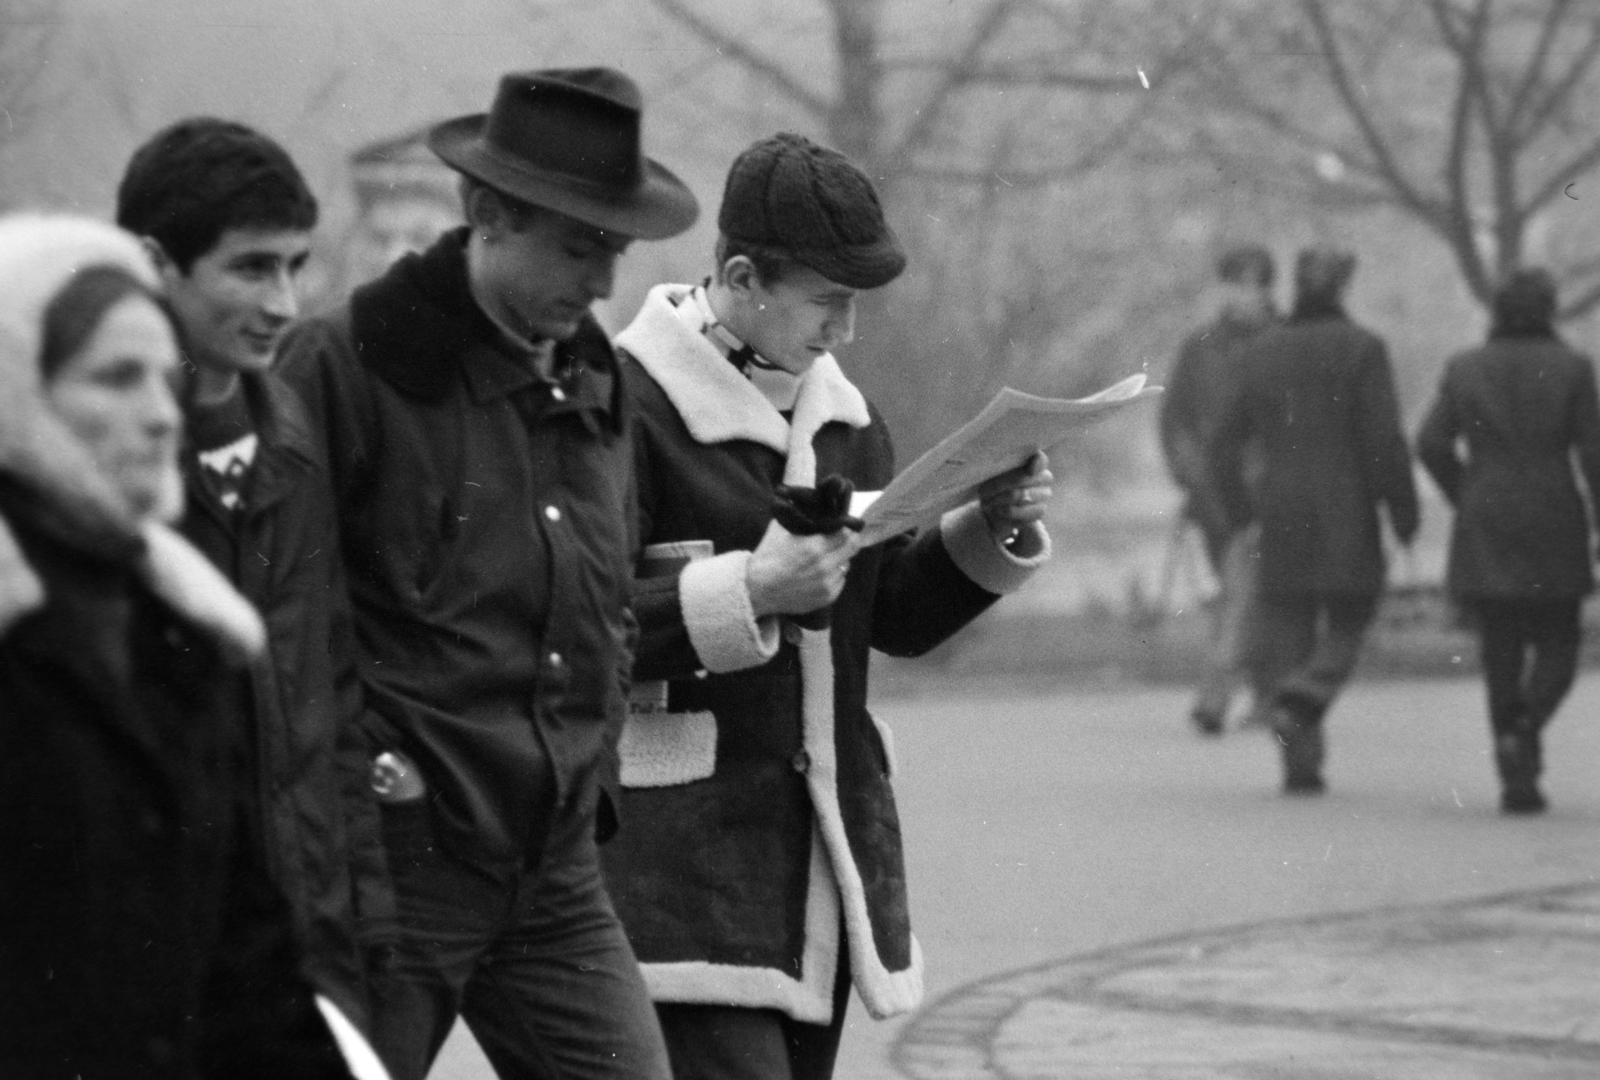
[46,294,183,520]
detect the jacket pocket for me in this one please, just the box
[618,687,717,788]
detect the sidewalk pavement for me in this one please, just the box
[430,672,1600,1080]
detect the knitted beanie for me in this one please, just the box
[1490,267,1558,337]
[718,132,906,290]
[1294,244,1357,300]
[1216,244,1274,287]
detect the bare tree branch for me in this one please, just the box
[1522,134,1600,211]
[648,0,832,122]
[1517,12,1600,142]
[1505,0,1572,127]
[884,0,1018,168]
[1299,0,1441,222]
[1430,0,1493,294]
[1560,278,1600,321]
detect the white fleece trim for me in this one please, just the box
[870,712,898,780]
[0,516,44,635]
[138,522,267,661]
[678,551,780,674]
[618,708,718,788]
[798,626,924,1020]
[939,504,1051,596]
[315,995,393,1080]
[640,821,842,1023]
[617,285,870,462]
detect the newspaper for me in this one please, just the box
[855,372,1162,545]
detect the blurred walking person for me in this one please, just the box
[1160,245,1276,734]
[1211,246,1418,793]
[115,119,389,1035]
[0,214,359,1080]
[1416,269,1600,814]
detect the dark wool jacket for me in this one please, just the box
[179,370,388,1025]
[278,229,634,876]
[1416,332,1600,599]
[0,480,348,1080]
[1211,306,1418,598]
[600,285,1050,1023]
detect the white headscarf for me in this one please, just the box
[0,213,264,657]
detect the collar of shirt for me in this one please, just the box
[673,282,800,412]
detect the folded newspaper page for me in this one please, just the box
[855,372,1162,545]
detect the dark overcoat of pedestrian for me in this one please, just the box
[0,481,348,1080]
[1211,306,1418,597]
[1416,335,1600,599]
[179,370,391,1022]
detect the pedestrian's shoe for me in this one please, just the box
[1271,696,1326,795]
[1495,731,1547,815]
[1190,707,1224,736]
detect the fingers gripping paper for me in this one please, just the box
[856,373,1161,546]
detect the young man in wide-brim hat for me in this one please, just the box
[599,131,1054,1080]
[280,68,697,1080]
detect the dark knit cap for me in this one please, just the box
[718,132,906,290]
[1295,244,1357,299]
[1216,244,1274,287]
[1491,267,1558,337]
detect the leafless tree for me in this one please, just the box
[1178,0,1600,317]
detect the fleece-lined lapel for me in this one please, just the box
[615,285,871,474]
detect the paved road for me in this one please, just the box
[429,672,1600,1078]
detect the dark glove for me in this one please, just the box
[770,474,864,537]
[770,474,861,630]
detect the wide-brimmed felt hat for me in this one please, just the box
[429,68,699,241]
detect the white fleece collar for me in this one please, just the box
[617,284,871,484]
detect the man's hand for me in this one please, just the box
[978,451,1054,543]
[746,519,861,617]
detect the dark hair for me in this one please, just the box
[116,117,318,272]
[1490,267,1558,339]
[39,265,172,381]
[1216,245,1274,287]
[459,174,545,233]
[714,234,792,286]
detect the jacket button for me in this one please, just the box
[782,622,804,645]
[548,651,563,669]
[791,750,810,774]
[544,505,562,522]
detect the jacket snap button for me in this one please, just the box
[544,505,562,522]
[791,750,810,774]
[782,622,804,645]
[548,651,563,668]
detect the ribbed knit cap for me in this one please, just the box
[1295,245,1357,299]
[718,132,906,290]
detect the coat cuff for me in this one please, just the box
[940,504,1050,596]
[679,550,781,673]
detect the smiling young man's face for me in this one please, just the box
[158,227,312,377]
[734,262,858,376]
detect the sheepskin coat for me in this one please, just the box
[600,284,1049,1024]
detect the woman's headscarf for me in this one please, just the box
[0,213,263,655]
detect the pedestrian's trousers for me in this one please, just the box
[1251,592,1378,721]
[369,787,670,1080]
[1467,597,1582,735]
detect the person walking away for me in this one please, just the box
[114,118,388,1034]
[1416,269,1600,814]
[1160,244,1276,734]
[0,213,362,1080]
[278,68,698,1080]
[601,132,1055,1080]
[1210,246,1418,794]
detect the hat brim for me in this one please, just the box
[787,240,906,290]
[428,114,699,241]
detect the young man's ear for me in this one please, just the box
[139,235,180,280]
[463,185,515,241]
[722,255,759,296]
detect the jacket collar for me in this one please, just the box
[348,227,621,428]
[615,284,870,469]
